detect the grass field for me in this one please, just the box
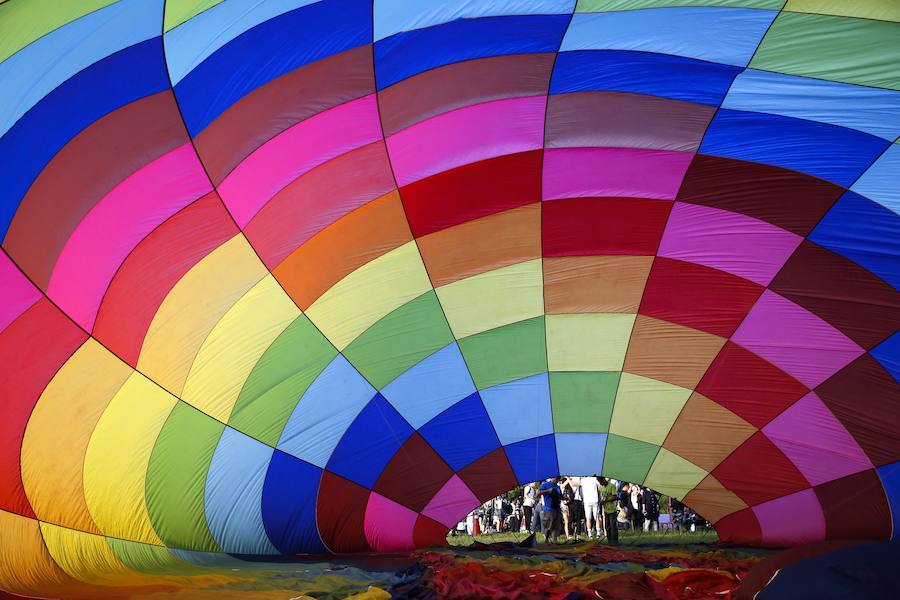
[446,528,719,546]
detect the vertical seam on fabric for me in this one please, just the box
[537,2,578,481]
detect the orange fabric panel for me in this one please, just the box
[624,315,726,389]
[417,203,541,287]
[543,255,653,314]
[664,392,757,473]
[682,474,748,523]
[274,191,412,309]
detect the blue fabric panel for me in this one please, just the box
[204,428,278,555]
[554,433,607,476]
[374,14,570,89]
[277,355,375,468]
[481,373,553,445]
[724,69,900,142]
[261,450,328,553]
[326,393,414,489]
[504,434,559,485]
[374,0,575,41]
[876,461,900,539]
[174,0,371,137]
[810,191,900,290]
[550,50,740,106]
[562,7,776,67]
[872,333,900,383]
[381,342,476,429]
[851,144,900,215]
[0,38,169,240]
[699,109,890,188]
[165,0,320,85]
[0,0,161,138]
[419,392,500,471]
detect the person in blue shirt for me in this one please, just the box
[538,477,563,544]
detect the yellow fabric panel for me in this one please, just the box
[21,339,132,534]
[609,373,692,445]
[138,235,267,396]
[305,241,433,350]
[40,521,135,586]
[0,0,117,63]
[181,276,300,422]
[83,373,175,545]
[785,0,900,22]
[163,0,226,31]
[0,510,92,598]
[545,313,636,371]
[436,259,544,339]
[643,448,708,500]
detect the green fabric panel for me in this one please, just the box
[576,0,783,12]
[106,538,199,575]
[550,371,620,432]
[602,434,660,484]
[785,0,900,23]
[229,314,337,446]
[750,12,900,90]
[343,291,455,389]
[146,403,223,552]
[164,0,226,31]
[0,0,117,63]
[458,317,547,389]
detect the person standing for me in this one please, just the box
[538,477,563,544]
[630,485,644,531]
[643,488,660,532]
[581,476,601,538]
[599,477,619,544]
[523,483,537,533]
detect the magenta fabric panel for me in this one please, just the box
[753,488,826,546]
[0,253,40,334]
[363,492,417,552]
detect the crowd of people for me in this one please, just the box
[456,476,709,545]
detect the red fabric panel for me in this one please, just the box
[542,197,672,257]
[4,91,188,288]
[316,470,372,553]
[814,470,891,541]
[639,257,764,337]
[374,433,453,513]
[244,140,396,269]
[714,508,762,545]
[0,299,86,516]
[457,448,519,502]
[815,354,900,467]
[93,194,237,365]
[770,241,900,349]
[712,432,810,506]
[677,154,843,236]
[696,342,808,428]
[400,150,542,238]
[413,514,451,549]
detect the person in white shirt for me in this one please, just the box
[581,476,601,538]
[523,483,537,533]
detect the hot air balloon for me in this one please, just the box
[1,0,899,596]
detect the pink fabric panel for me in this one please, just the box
[219,94,382,227]
[753,488,825,546]
[364,492,417,552]
[47,143,212,331]
[421,475,480,528]
[0,253,41,333]
[387,96,546,187]
[657,202,802,285]
[542,147,693,201]
[763,392,872,487]
[732,290,864,388]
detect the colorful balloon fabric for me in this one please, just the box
[1,0,899,595]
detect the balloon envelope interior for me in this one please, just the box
[1,0,899,594]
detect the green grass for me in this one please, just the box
[446,528,718,547]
